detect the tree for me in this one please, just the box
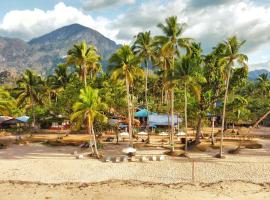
[109,45,144,147]
[49,64,75,90]
[16,70,44,126]
[0,88,16,115]
[132,31,155,111]
[174,45,205,151]
[256,73,270,97]
[218,36,248,157]
[70,86,107,157]
[155,16,191,151]
[66,41,101,86]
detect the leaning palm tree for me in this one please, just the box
[0,88,16,115]
[66,41,101,86]
[70,86,107,158]
[109,45,144,147]
[132,31,155,111]
[155,16,191,151]
[218,36,248,158]
[16,70,44,127]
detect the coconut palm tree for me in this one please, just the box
[0,88,16,115]
[256,73,270,97]
[155,16,191,151]
[70,86,107,158]
[66,41,101,86]
[174,52,205,152]
[132,31,155,111]
[109,45,144,147]
[218,36,248,158]
[16,70,44,127]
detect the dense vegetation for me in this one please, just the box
[0,16,269,156]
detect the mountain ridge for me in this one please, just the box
[0,24,120,74]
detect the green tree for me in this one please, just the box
[0,88,16,115]
[155,16,191,151]
[109,45,144,147]
[66,41,101,86]
[132,31,155,111]
[174,46,205,151]
[256,73,270,97]
[70,87,107,157]
[16,70,44,126]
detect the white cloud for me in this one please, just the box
[0,2,118,41]
[83,0,135,10]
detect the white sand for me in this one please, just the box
[0,143,270,184]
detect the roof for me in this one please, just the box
[0,116,13,123]
[16,116,30,123]
[0,116,30,125]
[134,109,149,118]
[148,114,181,126]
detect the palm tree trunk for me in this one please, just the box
[92,126,99,158]
[211,116,215,145]
[170,89,175,151]
[184,83,188,152]
[29,92,36,127]
[87,117,94,154]
[144,60,149,111]
[220,67,231,157]
[83,64,87,87]
[144,60,150,143]
[125,77,133,147]
[195,115,202,144]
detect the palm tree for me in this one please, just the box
[0,88,16,115]
[51,64,75,90]
[256,73,270,97]
[132,31,155,111]
[218,36,248,158]
[66,41,101,86]
[109,45,144,147]
[174,52,205,152]
[46,64,76,103]
[16,70,44,127]
[156,16,191,151]
[70,86,107,158]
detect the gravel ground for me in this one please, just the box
[0,143,270,184]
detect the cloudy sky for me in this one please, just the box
[1,0,270,70]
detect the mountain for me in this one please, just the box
[248,69,270,80]
[0,24,120,74]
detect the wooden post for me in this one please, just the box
[192,160,195,183]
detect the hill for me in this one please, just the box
[0,24,119,74]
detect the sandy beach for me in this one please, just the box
[0,140,269,199]
[0,180,269,200]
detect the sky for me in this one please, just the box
[0,0,270,70]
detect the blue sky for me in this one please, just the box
[1,0,270,70]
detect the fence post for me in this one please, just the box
[192,160,195,183]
